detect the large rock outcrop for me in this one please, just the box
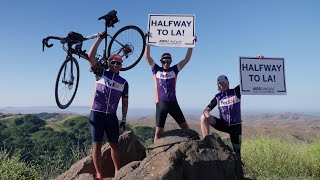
[55,131,146,180]
[114,129,243,180]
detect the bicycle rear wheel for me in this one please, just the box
[108,25,146,71]
[55,56,80,109]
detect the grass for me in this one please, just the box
[0,115,24,127]
[45,121,70,132]
[0,149,40,180]
[242,137,320,179]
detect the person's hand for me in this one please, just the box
[119,119,126,131]
[98,31,107,39]
[145,31,150,38]
[203,109,210,119]
[194,35,197,42]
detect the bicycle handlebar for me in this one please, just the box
[42,36,66,51]
[42,35,89,60]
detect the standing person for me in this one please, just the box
[200,75,242,158]
[145,33,196,142]
[88,33,128,180]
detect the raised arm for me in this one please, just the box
[178,47,193,70]
[145,45,155,67]
[144,32,155,67]
[178,36,197,70]
[88,37,103,68]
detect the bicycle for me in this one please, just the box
[42,10,146,109]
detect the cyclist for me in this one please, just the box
[145,33,196,143]
[200,75,242,158]
[88,33,128,179]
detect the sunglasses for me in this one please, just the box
[110,61,122,65]
[161,60,172,65]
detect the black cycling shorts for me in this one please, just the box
[156,101,186,128]
[89,110,119,143]
[211,116,242,145]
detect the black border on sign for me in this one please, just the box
[239,57,286,93]
[147,14,195,46]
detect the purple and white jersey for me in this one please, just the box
[90,70,128,114]
[215,88,241,125]
[152,63,180,102]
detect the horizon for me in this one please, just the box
[1,105,319,117]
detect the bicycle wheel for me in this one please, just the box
[108,25,146,71]
[55,56,80,109]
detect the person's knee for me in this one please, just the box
[200,114,206,122]
[92,142,102,150]
[109,142,119,150]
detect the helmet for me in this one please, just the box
[109,54,122,62]
[160,53,172,61]
[217,75,229,84]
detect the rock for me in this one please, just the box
[55,130,146,180]
[114,129,243,180]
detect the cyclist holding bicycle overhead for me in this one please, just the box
[145,32,196,143]
[88,33,128,179]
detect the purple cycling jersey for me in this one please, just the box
[152,63,179,102]
[207,86,241,125]
[90,70,128,114]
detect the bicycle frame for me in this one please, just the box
[42,10,145,109]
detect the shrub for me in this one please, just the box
[0,149,40,180]
[242,137,320,179]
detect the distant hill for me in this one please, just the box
[129,113,320,143]
[1,112,319,143]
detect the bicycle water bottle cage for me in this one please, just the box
[98,10,119,27]
[67,31,84,44]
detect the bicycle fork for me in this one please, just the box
[62,59,74,90]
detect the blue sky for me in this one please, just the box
[0,1,319,115]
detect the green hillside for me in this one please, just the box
[1,113,319,179]
[0,113,155,179]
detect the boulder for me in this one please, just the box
[55,130,146,180]
[114,129,243,180]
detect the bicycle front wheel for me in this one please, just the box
[55,56,80,109]
[108,25,146,71]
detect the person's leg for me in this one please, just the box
[230,134,242,157]
[155,102,168,142]
[168,101,189,130]
[154,127,164,143]
[109,142,120,172]
[92,142,103,177]
[200,114,215,138]
[230,124,242,158]
[89,111,105,178]
[105,113,120,176]
[179,122,189,129]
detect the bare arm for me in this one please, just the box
[203,98,217,118]
[178,35,196,70]
[203,108,211,118]
[178,48,193,70]
[145,45,155,67]
[88,37,103,68]
[122,98,128,120]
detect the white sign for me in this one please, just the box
[239,57,287,95]
[147,14,195,48]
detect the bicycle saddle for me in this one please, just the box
[98,10,119,27]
